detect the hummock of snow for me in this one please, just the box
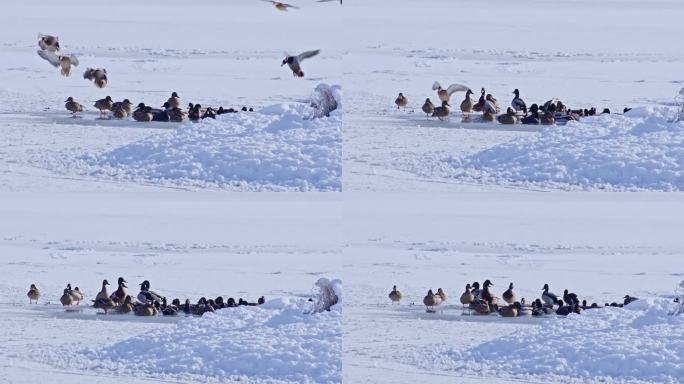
[39,85,341,192]
[438,298,684,384]
[433,106,684,191]
[47,286,341,383]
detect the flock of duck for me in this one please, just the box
[388,281,639,318]
[36,33,322,121]
[395,81,629,125]
[64,92,255,122]
[26,278,265,317]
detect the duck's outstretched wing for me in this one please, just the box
[37,49,60,67]
[297,49,320,61]
[446,83,470,95]
[431,81,442,91]
[69,55,79,67]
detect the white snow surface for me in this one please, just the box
[38,91,341,191]
[46,295,341,384]
[417,298,684,384]
[418,106,684,191]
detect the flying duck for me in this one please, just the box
[38,33,59,51]
[58,55,79,77]
[263,0,300,11]
[282,50,320,77]
[432,81,470,103]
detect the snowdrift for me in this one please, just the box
[442,298,684,383]
[441,105,684,191]
[49,282,342,383]
[43,85,342,191]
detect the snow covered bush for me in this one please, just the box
[310,83,341,119]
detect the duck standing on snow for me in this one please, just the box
[94,96,113,116]
[388,285,402,304]
[282,50,320,77]
[497,107,519,125]
[66,283,83,304]
[27,284,40,304]
[432,100,450,121]
[95,280,110,301]
[432,81,470,104]
[499,301,520,317]
[563,289,579,306]
[460,89,475,115]
[64,97,84,116]
[110,277,129,303]
[395,92,408,110]
[436,288,447,303]
[470,281,481,299]
[133,103,153,122]
[460,284,474,309]
[38,33,59,51]
[623,295,638,306]
[502,282,516,304]
[138,280,163,303]
[167,92,181,109]
[421,98,434,119]
[511,89,527,114]
[473,88,486,112]
[482,95,498,122]
[423,289,440,312]
[60,288,74,306]
[522,104,541,125]
[541,283,558,307]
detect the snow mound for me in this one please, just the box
[439,106,684,191]
[50,290,341,383]
[440,298,684,383]
[41,87,341,191]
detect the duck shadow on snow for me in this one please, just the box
[0,110,183,130]
[20,302,190,324]
[399,112,546,133]
[387,304,546,325]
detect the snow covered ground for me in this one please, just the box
[0,0,341,192]
[343,193,684,384]
[341,1,684,383]
[0,193,342,383]
[0,0,342,383]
